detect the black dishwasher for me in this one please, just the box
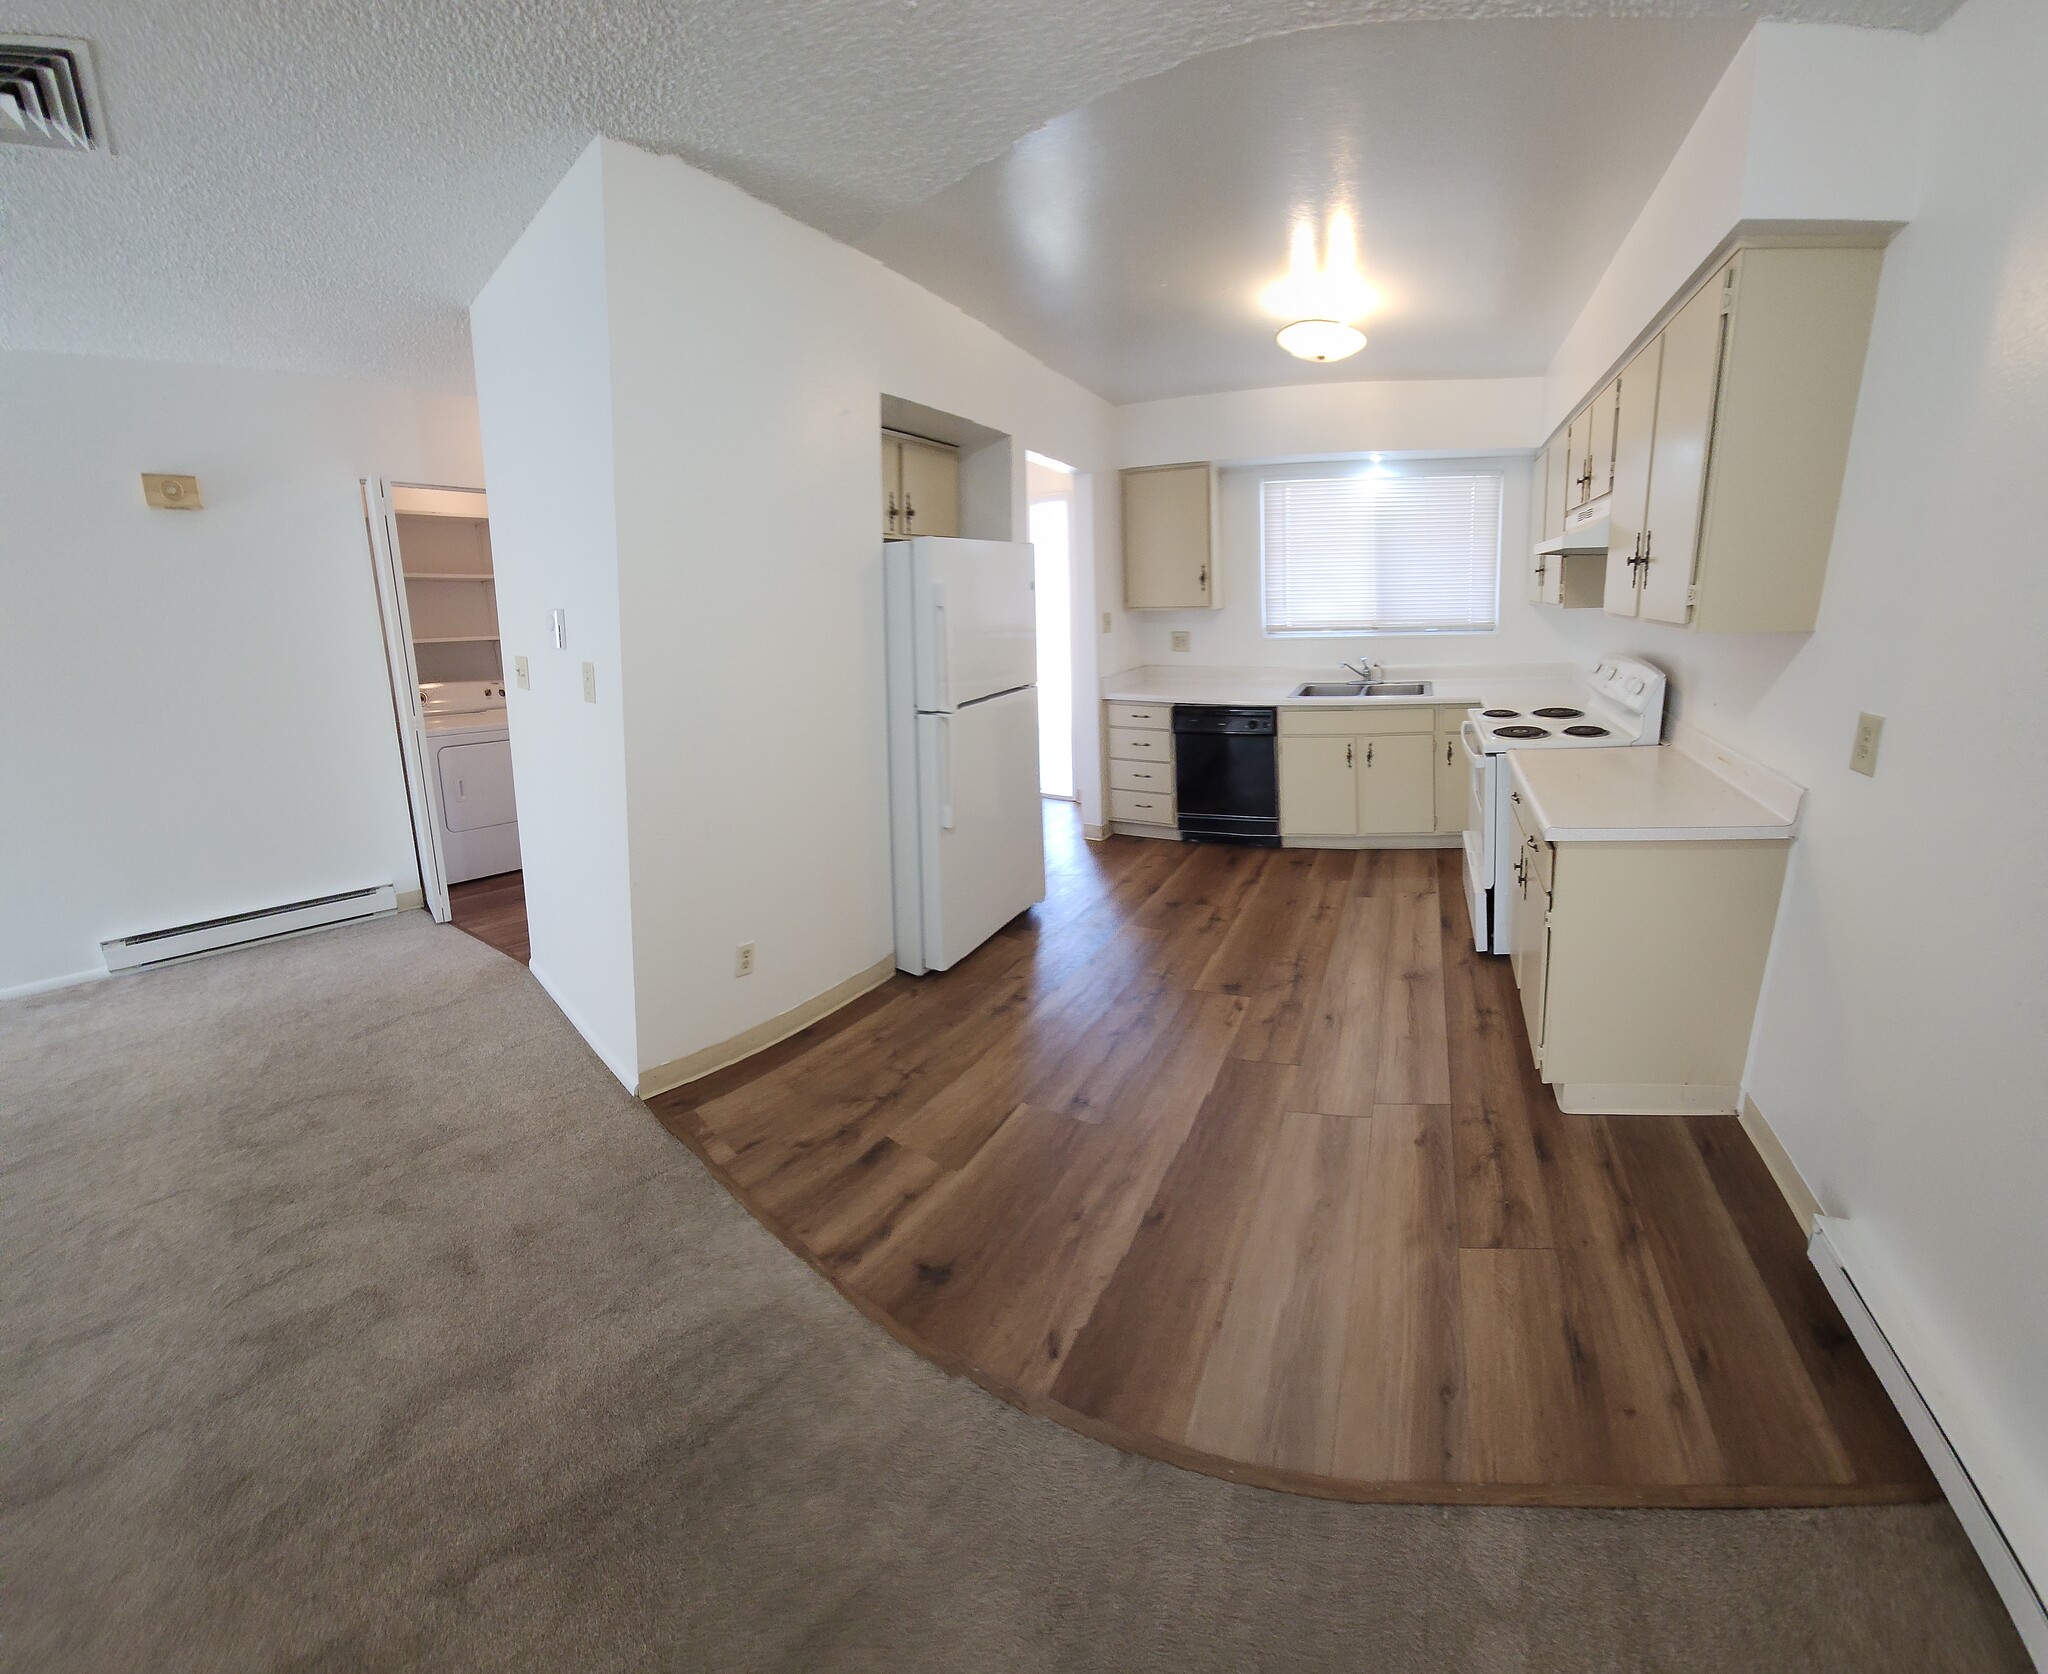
[1172,706,1280,846]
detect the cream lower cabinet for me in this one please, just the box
[1508,789,1789,1115]
[1104,702,1177,833]
[1278,708,1437,840]
[1433,715,1468,836]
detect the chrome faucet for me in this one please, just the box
[1341,660,1385,685]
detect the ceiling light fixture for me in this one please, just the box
[1265,208,1379,363]
[1276,319,1366,363]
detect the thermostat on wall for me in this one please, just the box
[142,474,202,509]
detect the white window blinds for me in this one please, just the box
[1260,471,1502,635]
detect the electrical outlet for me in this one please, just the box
[1850,712,1883,776]
[514,655,530,690]
[1170,630,1191,654]
[581,661,596,704]
[735,942,755,977]
[1101,612,1112,635]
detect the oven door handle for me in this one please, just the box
[1460,718,1487,767]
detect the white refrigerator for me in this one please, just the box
[884,537,1046,975]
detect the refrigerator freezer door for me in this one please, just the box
[910,538,1036,712]
[913,687,1045,970]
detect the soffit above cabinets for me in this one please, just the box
[3,0,1958,394]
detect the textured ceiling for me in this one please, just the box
[0,0,1962,396]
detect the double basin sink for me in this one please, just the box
[1293,679,1434,699]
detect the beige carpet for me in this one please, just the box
[3,914,2028,1673]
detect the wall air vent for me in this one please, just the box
[1,38,103,153]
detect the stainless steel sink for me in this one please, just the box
[1291,679,1434,699]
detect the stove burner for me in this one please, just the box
[1563,725,1611,737]
[1533,706,1585,719]
[1493,724,1550,739]
[1481,708,1521,718]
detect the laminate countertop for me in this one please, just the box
[1101,663,1576,712]
[1508,734,1803,843]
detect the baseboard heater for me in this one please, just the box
[1810,1219,2047,1666]
[100,884,398,972]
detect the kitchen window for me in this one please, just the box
[1260,467,1503,635]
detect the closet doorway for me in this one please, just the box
[361,481,523,951]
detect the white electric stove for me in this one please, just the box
[1458,657,1668,954]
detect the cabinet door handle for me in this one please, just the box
[887,494,899,531]
[1197,563,1208,592]
[1445,740,1454,766]
[904,494,916,528]
[1366,742,1374,767]
[1345,742,1353,768]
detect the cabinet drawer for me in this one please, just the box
[1110,788,1176,825]
[1106,701,1172,732]
[1108,726,1174,763]
[1110,759,1174,794]
[1279,705,1433,737]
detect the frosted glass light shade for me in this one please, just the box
[1276,319,1366,363]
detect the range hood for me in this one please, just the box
[1536,496,1613,556]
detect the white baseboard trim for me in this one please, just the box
[1738,1093,1824,1234]
[1082,822,1110,842]
[1,966,109,1002]
[1810,1220,2046,1666]
[525,961,640,1094]
[1555,1081,1739,1116]
[395,887,425,912]
[635,954,896,1100]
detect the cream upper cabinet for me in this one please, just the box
[1585,377,1620,505]
[1541,433,1570,544]
[882,430,960,541]
[1563,410,1588,511]
[1595,244,1884,632]
[1356,733,1435,835]
[1122,462,1217,609]
[1278,735,1356,837]
[1603,336,1664,618]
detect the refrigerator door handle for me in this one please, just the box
[937,715,954,830]
[931,581,951,714]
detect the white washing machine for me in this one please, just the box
[421,681,520,884]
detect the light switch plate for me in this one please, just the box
[513,655,530,690]
[142,473,201,510]
[549,608,567,649]
[581,662,597,704]
[1101,612,1113,635]
[1850,712,1883,776]
[1170,630,1191,653]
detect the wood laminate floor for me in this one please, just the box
[650,807,1935,1506]
[449,870,529,965]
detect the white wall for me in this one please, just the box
[1107,376,1559,677]
[1544,22,1926,432]
[1118,377,1544,469]
[1724,0,2048,1581]
[0,350,481,996]
[472,139,1119,1085]
[1533,0,2048,1588]
[1117,455,1572,676]
[469,146,643,1086]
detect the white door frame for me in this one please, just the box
[361,478,487,922]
